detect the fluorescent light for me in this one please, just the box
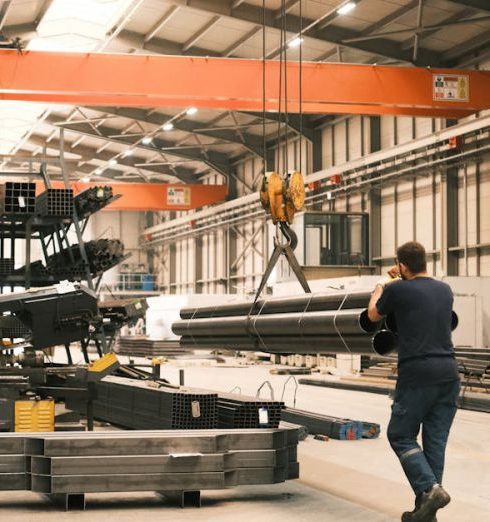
[108,159,117,166]
[142,136,152,145]
[288,37,304,49]
[80,176,90,183]
[162,122,174,131]
[337,2,356,15]
[186,107,198,116]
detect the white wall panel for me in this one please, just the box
[380,116,395,149]
[396,181,414,244]
[333,121,346,165]
[381,187,396,257]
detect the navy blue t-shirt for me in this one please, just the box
[376,277,459,387]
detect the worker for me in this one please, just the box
[368,241,460,522]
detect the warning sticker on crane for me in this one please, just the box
[433,74,469,102]
[167,187,191,206]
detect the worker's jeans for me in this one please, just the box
[387,380,460,496]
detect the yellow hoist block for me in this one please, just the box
[260,171,305,225]
[15,399,55,432]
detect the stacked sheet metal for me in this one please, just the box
[173,291,397,356]
[216,393,284,429]
[116,336,190,357]
[0,428,300,502]
[67,376,218,430]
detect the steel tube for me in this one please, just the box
[173,308,378,338]
[180,330,396,355]
[179,291,372,319]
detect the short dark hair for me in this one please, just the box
[396,241,427,274]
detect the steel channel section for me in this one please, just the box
[30,450,286,475]
[24,431,291,456]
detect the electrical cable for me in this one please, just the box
[283,0,289,178]
[262,0,267,182]
[299,0,303,173]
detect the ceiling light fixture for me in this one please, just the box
[337,2,356,15]
[95,168,103,175]
[142,136,152,145]
[80,176,90,183]
[162,122,174,131]
[108,159,117,166]
[123,149,134,157]
[288,37,304,49]
[186,107,198,116]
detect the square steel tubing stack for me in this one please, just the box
[36,188,74,217]
[1,182,36,215]
[75,376,218,430]
[0,434,29,491]
[0,258,14,275]
[17,428,300,495]
[216,392,285,429]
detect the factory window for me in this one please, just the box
[304,212,369,266]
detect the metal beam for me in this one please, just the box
[1,51,483,117]
[183,15,220,51]
[222,25,261,56]
[26,135,195,183]
[0,0,13,31]
[121,0,442,65]
[446,0,490,13]
[144,5,180,42]
[86,107,263,158]
[45,116,231,178]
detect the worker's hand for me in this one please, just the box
[387,264,400,279]
[375,274,400,290]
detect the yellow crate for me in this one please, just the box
[14,399,55,432]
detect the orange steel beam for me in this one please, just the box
[1,50,489,117]
[38,182,228,211]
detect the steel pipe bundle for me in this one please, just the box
[173,291,397,356]
[180,292,373,319]
[174,309,378,337]
[74,186,114,218]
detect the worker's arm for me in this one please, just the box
[368,265,400,322]
[368,284,385,322]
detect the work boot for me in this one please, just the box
[401,492,437,522]
[402,485,450,521]
[401,510,437,522]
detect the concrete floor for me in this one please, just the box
[1,356,488,521]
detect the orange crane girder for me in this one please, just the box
[0,50,488,117]
[41,182,228,211]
